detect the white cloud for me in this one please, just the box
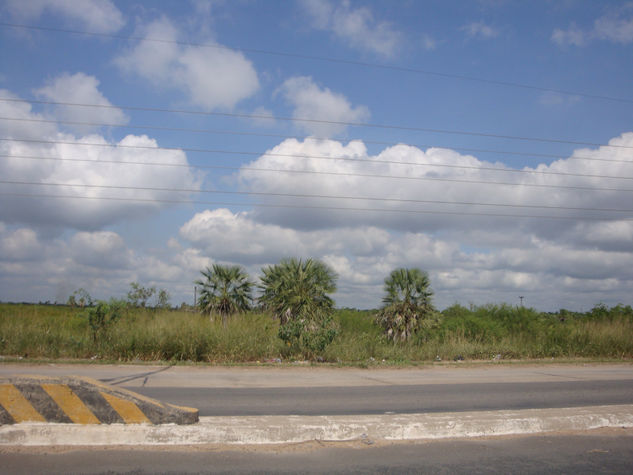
[277,76,370,136]
[235,133,633,237]
[70,231,131,269]
[461,22,498,39]
[34,73,129,132]
[421,34,437,51]
[538,91,581,107]
[115,17,259,111]
[552,6,633,46]
[594,7,633,44]
[176,203,633,310]
[0,89,58,139]
[0,88,201,230]
[227,132,633,308]
[301,0,402,57]
[0,225,205,304]
[0,225,42,261]
[4,0,125,33]
[551,24,587,47]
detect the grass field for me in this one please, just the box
[1,302,632,364]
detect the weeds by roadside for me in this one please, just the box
[0,303,631,364]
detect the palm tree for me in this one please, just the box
[259,258,338,358]
[195,264,253,326]
[258,258,337,323]
[377,268,435,341]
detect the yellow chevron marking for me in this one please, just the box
[0,384,46,423]
[100,391,151,424]
[41,384,100,424]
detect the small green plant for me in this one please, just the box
[156,289,171,309]
[127,282,156,308]
[86,299,125,343]
[67,288,93,308]
[278,311,338,360]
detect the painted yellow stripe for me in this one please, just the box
[100,391,151,424]
[41,384,100,424]
[0,384,46,423]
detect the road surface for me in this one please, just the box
[133,379,633,416]
[2,429,632,474]
[1,362,631,415]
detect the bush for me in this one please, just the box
[86,299,126,343]
[278,311,338,360]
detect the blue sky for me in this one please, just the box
[1,0,632,310]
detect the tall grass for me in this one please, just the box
[1,303,631,363]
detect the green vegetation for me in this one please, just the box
[0,302,631,364]
[195,264,253,326]
[259,258,339,359]
[86,299,126,343]
[1,262,630,364]
[376,268,437,342]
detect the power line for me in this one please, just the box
[5,153,633,193]
[1,97,631,150]
[3,137,632,181]
[2,179,632,214]
[1,116,631,164]
[1,21,631,105]
[1,191,629,222]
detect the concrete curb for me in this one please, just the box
[0,375,198,425]
[1,404,631,446]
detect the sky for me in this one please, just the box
[0,0,632,311]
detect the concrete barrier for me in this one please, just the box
[0,375,198,425]
[1,405,632,446]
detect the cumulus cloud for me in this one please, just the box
[538,91,581,107]
[235,134,633,236]
[34,73,129,132]
[276,76,370,136]
[301,0,402,57]
[179,208,392,266]
[421,34,437,51]
[4,0,125,33]
[221,132,633,308]
[0,224,42,261]
[0,225,204,304]
[69,231,131,269]
[176,203,633,310]
[551,23,587,47]
[115,17,259,111]
[593,7,633,44]
[552,6,633,46]
[0,87,201,230]
[461,22,498,39]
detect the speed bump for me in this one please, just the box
[0,375,198,425]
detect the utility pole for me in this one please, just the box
[519,296,524,307]
[194,286,197,307]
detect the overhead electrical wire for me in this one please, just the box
[1,21,631,105]
[1,116,631,164]
[2,137,632,181]
[2,179,633,215]
[1,97,632,150]
[4,153,633,194]
[1,191,630,222]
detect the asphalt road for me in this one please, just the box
[2,429,632,474]
[2,362,632,416]
[134,379,633,416]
